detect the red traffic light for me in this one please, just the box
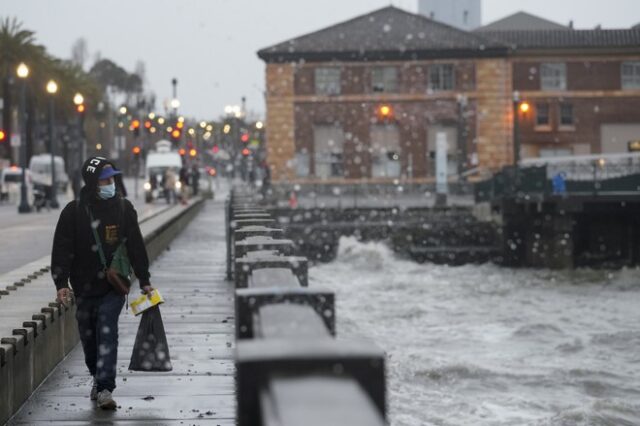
[241,147,251,156]
[178,148,186,156]
[241,133,250,143]
[0,129,6,142]
[208,167,217,176]
[144,120,152,129]
[132,146,141,155]
[212,145,220,154]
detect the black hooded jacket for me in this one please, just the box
[51,157,150,297]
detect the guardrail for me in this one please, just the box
[0,197,204,424]
[226,188,387,426]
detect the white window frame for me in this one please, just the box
[313,125,344,178]
[559,103,574,126]
[540,63,567,91]
[315,67,341,95]
[370,124,401,178]
[621,61,640,89]
[536,103,550,126]
[428,64,455,92]
[371,67,398,93]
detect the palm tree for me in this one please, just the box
[0,17,45,161]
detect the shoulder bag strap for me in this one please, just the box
[86,206,108,270]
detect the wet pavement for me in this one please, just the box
[8,199,236,424]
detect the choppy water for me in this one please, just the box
[310,237,640,426]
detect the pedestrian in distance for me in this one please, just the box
[163,167,177,204]
[191,163,200,196]
[51,156,154,410]
[179,165,190,205]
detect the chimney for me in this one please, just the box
[568,20,574,29]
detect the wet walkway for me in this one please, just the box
[8,199,236,425]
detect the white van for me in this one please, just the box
[143,140,183,203]
[29,154,69,192]
[0,166,34,205]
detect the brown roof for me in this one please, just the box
[477,29,640,50]
[257,6,507,63]
[476,11,568,32]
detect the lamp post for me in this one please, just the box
[456,93,468,182]
[16,62,31,214]
[46,80,60,208]
[73,93,85,199]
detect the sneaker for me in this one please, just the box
[90,377,98,401]
[96,390,117,410]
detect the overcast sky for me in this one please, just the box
[2,0,638,120]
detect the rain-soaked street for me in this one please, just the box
[313,237,640,426]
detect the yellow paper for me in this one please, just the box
[130,289,164,316]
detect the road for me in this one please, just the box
[0,178,167,275]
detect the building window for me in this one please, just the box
[536,103,550,126]
[313,125,344,178]
[295,150,310,177]
[540,63,566,91]
[621,61,640,89]
[428,64,455,92]
[315,68,341,95]
[370,124,401,177]
[560,103,574,126]
[539,148,572,158]
[371,67,398,93]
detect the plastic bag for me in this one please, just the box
[128,305,173,371]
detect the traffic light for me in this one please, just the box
[241,147,251,156]
[131,119,141,137]
[171,128,181,142]
[76,104,85,114]
[144,120,152,132]
[240,132,250,143]
[178,148,186,156]
[189,148,197,158]
[0,129,6,143]
[132,146,141,156]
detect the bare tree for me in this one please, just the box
[71,37,89,69]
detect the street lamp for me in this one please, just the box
[456,93,468,181]
[73,92,85,199]
[16,62,31,213]
[46,79,60,208]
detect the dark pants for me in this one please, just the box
[75,290,125,393]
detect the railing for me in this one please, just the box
[522,152,640,181]
[475,158,640,202]
[226,188,387,426]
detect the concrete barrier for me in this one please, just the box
[0,198,204,425]
[227,188,387,426]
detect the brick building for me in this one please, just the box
[258,7,640,183]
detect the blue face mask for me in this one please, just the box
[98,183,116,200]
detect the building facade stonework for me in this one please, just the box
[259,6,640,184]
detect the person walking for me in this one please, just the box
[51,156,154,410]
[163,167,177,204]
[191,164,200,196]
